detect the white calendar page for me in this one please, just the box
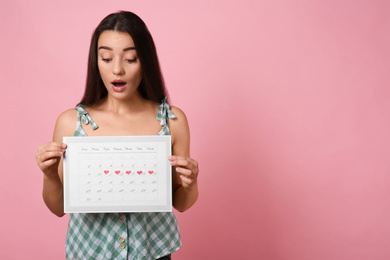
[63,136,172,213]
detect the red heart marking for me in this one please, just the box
[115,171,120,175]
[104,170,109,174]
[148,171,154,174]
[126,171,131,174]
[137,171,142,175]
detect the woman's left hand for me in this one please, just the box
[169,156,199,190]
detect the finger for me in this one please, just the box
[180,175,195,186]
[168,155,192,161]
[169,156,198,168]
[39,158,58,170]
[175,167,193,177]
[38,142,67,154]
[170,157,194,167]
[44,143,67,151]
[170,158,190,167]
[36,143,66,158]
[38,151,64,164]
[168,155,188,162]
[172,160,199,175]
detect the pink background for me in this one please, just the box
[1,0,390,259]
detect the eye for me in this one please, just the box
[101,58,112,63]
[126,58,137,63]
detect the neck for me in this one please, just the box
[101,92,149,115]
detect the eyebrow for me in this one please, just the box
[98,46,136,51]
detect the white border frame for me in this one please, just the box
[63,136,172,213]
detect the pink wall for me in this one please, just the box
[1,0,390,259]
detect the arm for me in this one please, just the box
[168,107,199,212]
[36,109,77,217]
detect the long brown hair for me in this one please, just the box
[79,11,168,106]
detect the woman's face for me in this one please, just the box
[97,30,142,100]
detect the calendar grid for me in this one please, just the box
[63,136,172,213]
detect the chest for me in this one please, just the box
[81,112,162,136]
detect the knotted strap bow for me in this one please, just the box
[75,105,99,130]
[156,96,176,126]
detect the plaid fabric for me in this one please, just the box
[73,105,99,136]
[65,98,181,260]
[156,97,176,136]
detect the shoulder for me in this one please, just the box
[168,106,190,148]
[56,108,78,127]
[169,106,189,129]
[53,108,78,140]
[170,105,186,118]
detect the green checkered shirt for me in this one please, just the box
[65,97,181,260]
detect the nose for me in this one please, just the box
[113,60,125,75]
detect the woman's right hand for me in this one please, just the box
[36,142,67,179]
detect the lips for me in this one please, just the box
[111,79,127,92]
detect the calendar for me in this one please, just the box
[63,136,172,213]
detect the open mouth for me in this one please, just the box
[111,80,127,92]
[112,80,126,87]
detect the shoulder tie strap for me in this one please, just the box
[75,105,99,130]
[156,96,176,126]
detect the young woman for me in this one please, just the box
[35,11,199,260]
